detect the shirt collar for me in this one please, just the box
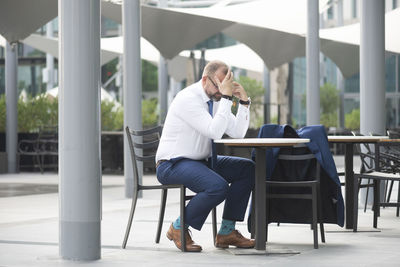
[196,80,212,103]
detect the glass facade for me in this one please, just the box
[291,54,399,129]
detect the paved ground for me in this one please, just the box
[0,155,399,266]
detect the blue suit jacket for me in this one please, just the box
[253,124,344,227]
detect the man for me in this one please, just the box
[156,60,255,252]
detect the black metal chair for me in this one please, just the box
[352,132,399,213]
[18,125,58,173]
[122,126,217,251]
[353,171,400,231]
[265,145,325,249]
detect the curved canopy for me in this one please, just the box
[21,34,118,66]
[0,0,57,43]
[101,1,234,59]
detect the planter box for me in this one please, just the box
[0,152,7,173]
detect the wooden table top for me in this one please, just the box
[214,138,310,147]
[328,135,389,143]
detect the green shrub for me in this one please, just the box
[0,93,160,132]
[0,95,5,132]
[345,108,360,130]
[142,98,158,128]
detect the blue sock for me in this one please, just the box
[218,219,236,235]
[172,217,189,230]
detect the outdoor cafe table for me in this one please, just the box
[327,135,388,229]
[214,138,310,251]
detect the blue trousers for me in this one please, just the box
[156,156,255,230]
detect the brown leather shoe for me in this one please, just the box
[166,223,202,252]
[215,230,255,248]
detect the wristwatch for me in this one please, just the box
[239,97,251,105]
[221,94,233,101]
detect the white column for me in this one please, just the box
[59,0,101,260]
[360,0,385,135]
[158,0,169,124]
[263,65,270,124]
[5,42,18,173]
[306,0,320,125]
[360,0,386,206]
[46,21,55,91]
[158,57,168,123]
[336,0,345,129]
[123,0,142,198]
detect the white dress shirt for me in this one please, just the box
[156,80,250,162]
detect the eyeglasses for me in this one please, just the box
[207,76,219,89]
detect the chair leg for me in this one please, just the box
[373,179,379,228]
[311,184,318,249]
[320,223,325,243]
[122,188,139,249]
[396,182,400,217]
[180,186,186,252]
[212,207,217,243]
[265,196,269,242]
[364,178,370,213]
[155,189,168,243]
[386,180,393,203]
[250,192,255,239]
[353,175,360,232]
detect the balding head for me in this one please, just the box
[202,60,229,78]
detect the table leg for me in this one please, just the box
[255,148,266,250]
[345,143,354,229]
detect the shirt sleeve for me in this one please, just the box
[174,94,233,140]
[225,103,250,138]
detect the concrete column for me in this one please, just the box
[59,0,101,260]
[336,0,345,129]
[396,55,399,125]
[360,0,386,206]
[263,65,270,124]
[123,0,142,198]
[5,42,18,173]
[158,57,168,123]
[168,77,181,105]
[158,0,169,124]
[46,21,55,91]
[360,0,385,135]
[306,0,320,125]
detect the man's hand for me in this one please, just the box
[215,69,233,96]
[232,81,248,101]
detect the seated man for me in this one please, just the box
[156,60,255,252]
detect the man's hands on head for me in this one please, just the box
[215,69,233,97]
[232,82,248,101]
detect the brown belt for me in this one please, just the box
[156,159,168,168]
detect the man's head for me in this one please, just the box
[201,60,229,101]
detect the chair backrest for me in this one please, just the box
[351,131,374,173]
[272,144,320,183]
[38,125,58,140]
[269,144,321,224]
[125,125,162,187]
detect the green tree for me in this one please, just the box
[142,60,158,91]
[301,83,340,128]
[236,76,265,128]
[345,108,360,130]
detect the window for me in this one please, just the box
[327,6,333,19]
[352,0,357,18]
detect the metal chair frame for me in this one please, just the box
[122,126,217,251]
[265,148,325,249]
